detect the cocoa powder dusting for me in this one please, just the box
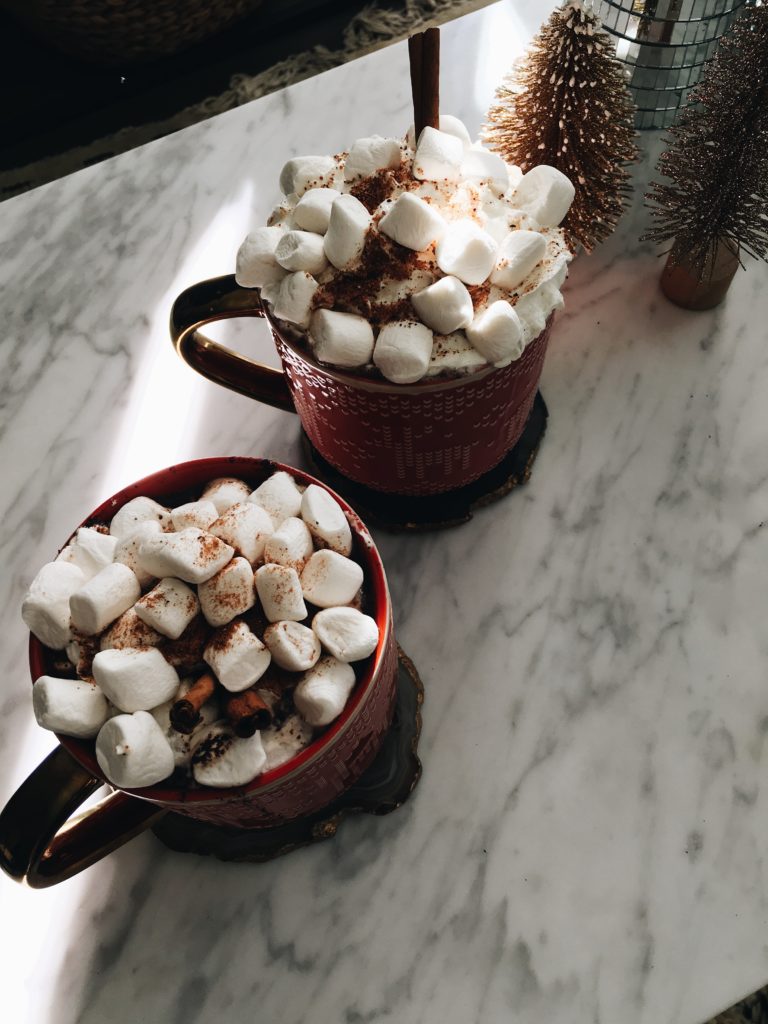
[467,283,491,310]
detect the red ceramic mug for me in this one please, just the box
[170,276,554,497]
[0,457,397,888]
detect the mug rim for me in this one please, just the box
[28,456,392,807]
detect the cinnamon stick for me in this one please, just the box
[170,673,216,734]
[409,28,440,141]
[224,688,273,738]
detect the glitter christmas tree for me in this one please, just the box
[483,0,637,253]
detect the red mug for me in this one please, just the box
[170,276,554,497]
[0,457,397,888]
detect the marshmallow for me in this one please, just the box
[96,711,175,788]
[235,227,288,289]
[204,620,271,692]
[92,647,179,712]
[69,562,141,636]
[323,194,372,271]
[191,724,267,787]
[109,496,172,540]
[275,230,329,275]
[208,502,273,563]
[170,500,219,532]
[267,196,297,228]
[466,300,524,366]
[151,678,220,768]
[413,126,464,182]
[272,271,319,328]
[100,606,162,650]
[460,147,509,193]
[344,135,402,181]
[279,155,337,196]
[436,219,498,285]
[248,471,303,526]
[309,309,375,368]
[57,528,117,581]
[137,528,234,585]
[378,192,446,252]
[32,676,109,738]
[255,564,307,622]
[198,557,256,627]
[373,320,434,385]
[512,165,575,228]
[114,520,163,589]
[294,656,357,726]
[263,516,314,571]
[263,620,321,672]
[261,714,314,771]
[200,477,252,514]
[312,607,379,663]
[407,114,472,150]
[300,550,363,608]
[490,230,547,290]
[134,577,200,639]
[293,188,340,234]
[22,561,86,649]
[301,484,352,556]
[412,276,474,334]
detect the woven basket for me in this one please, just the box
[2,0,264,65]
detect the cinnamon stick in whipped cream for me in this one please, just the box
[409,27,440,140]
[224,688,273,737]
[169,672,216,734]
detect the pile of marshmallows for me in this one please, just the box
[22,472,379,790]
[236,115,575,384]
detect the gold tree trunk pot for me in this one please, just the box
[660,237,740,310]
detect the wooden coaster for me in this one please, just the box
[302,391,548,531]
[152,647,424,863]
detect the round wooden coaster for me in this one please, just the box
[151,646,424,863]
[301,391,548,531]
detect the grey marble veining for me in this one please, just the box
[2,3,768,1023]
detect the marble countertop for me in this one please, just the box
[2,2,768,1022]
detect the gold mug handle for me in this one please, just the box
[170,274,296,413]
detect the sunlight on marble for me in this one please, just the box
[472,0,541,110]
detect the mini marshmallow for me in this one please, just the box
[57,528,117,581]
[300,550,363,608]
[200,477,252,514]
[92,647,179,712]
[69,562,141,635]
[407,114,472,150]
[466,300,524,366]
[293,188,340,234]
[22,561,86,649]
[209,502,273,563]
[436,219,498,285]
[267,196,297,228]
[109,496,172,540]
[344,135,402,181]
[134,577,200,640]
[301,484,352,556]
[512,165,575,228]
[248,470,303,525]
[114,520,163,589]
[378,192,446,252]
[309,309,375,368]
[413,126,464,182]
[96,711,175,788]
[235,227,288,289]
[204,620,271,692]
[272,271,319,328]
[32,676,109,738]
[263,620,321,672]
[151,678,220,767]
[275,230,329,275]
[312,607,379,663]
[294,656,357,726]
[373,320,434,385]
[261,714,314,771]
[255,564,307,622]
[490,230,547,290]
[137,528,234,585]
[323,194,372,271]
[191,724,266,787]
[170,500,219,531]
[460,147,509,193]
[198,557,256,627]
[263,516,314,571]
[412,276,474,334]
[279,155,337,196]
[100,607,162,650]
